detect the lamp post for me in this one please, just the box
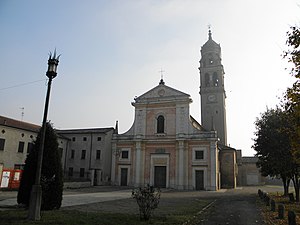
[28,50,60,220]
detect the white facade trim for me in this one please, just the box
[135,142,141,186]
[119,148,131,161]
[192,146,208,162]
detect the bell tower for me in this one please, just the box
[199,30,227,145]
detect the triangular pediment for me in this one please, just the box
[135,80,190,102]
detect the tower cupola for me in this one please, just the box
[201,30,221,56]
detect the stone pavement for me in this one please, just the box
[0,186,132,208]
[61,189,132,207]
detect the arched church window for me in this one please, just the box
[213,72,219,87]
[205,73,210,87]
[157,115,165,133]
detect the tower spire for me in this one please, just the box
[208,25,212,40]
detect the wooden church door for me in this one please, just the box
[154,166,166,188]
[120,168,128,186]
[195,170,204,190]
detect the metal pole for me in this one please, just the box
[28,76,53,220]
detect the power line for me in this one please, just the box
[0,79,47,91]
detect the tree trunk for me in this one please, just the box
[282,176,290,196]
[292,177,300,202]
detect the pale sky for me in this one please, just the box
[0,0,299,156]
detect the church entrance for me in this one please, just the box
[120,168,128,186]
[154,166,166,188]
[195,170,204,190]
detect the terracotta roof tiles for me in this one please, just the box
[0,115,40,132]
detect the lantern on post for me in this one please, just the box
[28,50,60,220]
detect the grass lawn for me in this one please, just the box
[259,191,300,225]
[0,199,211,225]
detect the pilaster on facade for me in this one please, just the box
[176,140,185,190]
[134,141,143,187]
[208,140,219,190]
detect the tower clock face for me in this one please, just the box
[208,94,216,102]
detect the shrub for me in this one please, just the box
[132,184,161,220]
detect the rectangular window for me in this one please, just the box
[121,150,129,159]
[70,149,75,159]
[68,167,73,177]
[27,142,34,154]
[195,150,204,160]
[97,137,102,141]
[72,137,76,142]
[0,138,5,151]
[14,164,25,170]
[83,137,87,141]
[81,150,86,159]
[18,141,25,153]
[96,150,101,160]
[80,168,85,177]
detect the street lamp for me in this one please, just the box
[28,50,60,220]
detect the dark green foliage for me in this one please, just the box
[17,141,38,206]
[132,185,161,221]
[17,122,63,210]
[283,25,300,202]
[284,26,300,79]
[283,26,300,159]
[253,107,294,195]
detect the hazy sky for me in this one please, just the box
[0,0,299,156]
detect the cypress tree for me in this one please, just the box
[17,122,63,210]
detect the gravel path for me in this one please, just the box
[196,188,265,225]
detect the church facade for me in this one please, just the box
[111,79,220,190]
[111,30,238,190]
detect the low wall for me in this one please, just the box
[64,181,91,189]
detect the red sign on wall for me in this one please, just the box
[0,169,23,189]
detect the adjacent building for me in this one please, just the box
[57,128,114,186]
[236,150,265,186]
[0,115,68,188]
[0,115,114,188]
